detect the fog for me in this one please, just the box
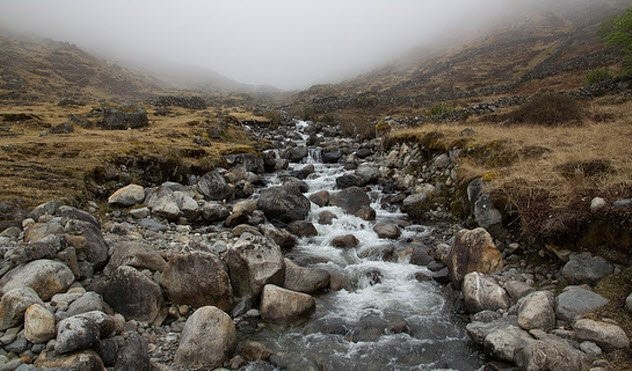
[0,0,598,90]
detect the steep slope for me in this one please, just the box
[293,0,628,114]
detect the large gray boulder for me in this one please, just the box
[100,106,148,130]
[260,284,315,324]
[224,235,285,298]
[329,187,370,215]
[462,272,510,314]
[517,291,556,331]
[174,306,236,369]
[104,240,167,275]
[448,228,503,286]
[55,311,116,354]
[92,265,163,323]
[197,170,234,201]
[108,184,145,206]
[560,252,614,285]
[161,252,233,311]
[555,286,608,322]
[484,325,535,362]
[574,319,630,350]
[0,287,44,330]
[514,330,590,371]
[144,186,181,221]
[257,186,310,224]
[283,259,330,294]
[0,259,74,301]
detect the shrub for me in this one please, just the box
[584,68,614,86]
[599,8,632,76]
[507,93,584,126]
[425,102,453,117]
[262,110,283,125]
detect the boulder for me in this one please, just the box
[260,284,315,324]
[354,206,376,221]
[336,174,364,189]
[332,234,359,248]
[259,224,297,250]
[161,252,233,311]
[400,193,429,217]
[503,280,535,303]
[100,105,148,130]
[65,219,109,268]
[373,223,401,239]
[355,164,380,184]
[318,210,337,225]
[105,240,167,274]
[282,177,309,193]
[197,170,234,201]
[65,291,107,317]
[224,153,265,174]
[24,303,56,343]
[484,325,535,362]
[238,340,273,362]
[92,265,163,323]
[473,193,502,229]
[560,252,614,285]
[448,228,503,286]
[55,311,116,354]
[224,235,285,298]
[23,221,64,243]
[108,184,145,206]
[144,186,181,221]
[0,259,74,301]
[257,186,311,224]
[462,272,510,313]
[285,146,308,162]
[329,187,370,214]
[517,291,555,331]
[574,319,630,350]
[115,332,151,371]
[283,259,330,294]
[555,286,608,322]
[202,202,231,222]
[174,191,199,221]
[322,149,342,163]
[515,330,590,371]
[0,287,44,330]
[174,306,236,369]
[466,316,519,344]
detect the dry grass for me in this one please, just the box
[0,102,258,208]
[387,96,632,252]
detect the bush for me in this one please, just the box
[262,110,283,125]
[508,93,584,126]
[599,8,632,76]
[584,68,614,86]
[425,102,453,117]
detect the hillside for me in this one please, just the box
[292,0,628,115]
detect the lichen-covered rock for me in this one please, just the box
[462,272,510,313]
[55,311,117,354]
[0,259,74,301]
[174,306,237,369]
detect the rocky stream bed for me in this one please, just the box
[0,120,630,371]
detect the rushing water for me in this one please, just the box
[246,121,483,371]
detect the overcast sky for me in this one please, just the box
[0,0,587,89]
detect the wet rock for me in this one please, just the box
[448,228,503,286]
[322,149,343,163]
[107,184,145,206]
[462,272,510,313]
[292,164,315,179]
[224,235,285,297]
[574,319,630,350]
[0,287,44,330]
[92,265,164,323]
[260,284,315,324]
[105,240,167,274]
[260,224,297,250]
[317,210,337,225]
[309,190,329,207]
[517,291,555,331]
[555,286,608,322]
[283,259,330,293]
[115,332,151,371]
[161,251,233,311]
[287,221,318,237]
[336,174,364,189]
[285,145,308,162]
[238,340,273,362]
[355,164,380,184]
[410,246,434,266]
[34,350,104,370]
[257,186,311,224]
[329,187,370,214]
[0,259,74,301]
[24,304,55,343]
[282,177,309,193]
[560,252,614,285]
[332,234,359,248]
[174,306,236,369]
[197,170,234,201]
[55,311,116,354]
[354,206,376,221]
[373,223,401,239]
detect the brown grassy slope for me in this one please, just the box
[386,95,632,262]
[0,102,262,208]
[0,35,163,102]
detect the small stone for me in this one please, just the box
[331,234,359,248]
[590,197,606,212]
